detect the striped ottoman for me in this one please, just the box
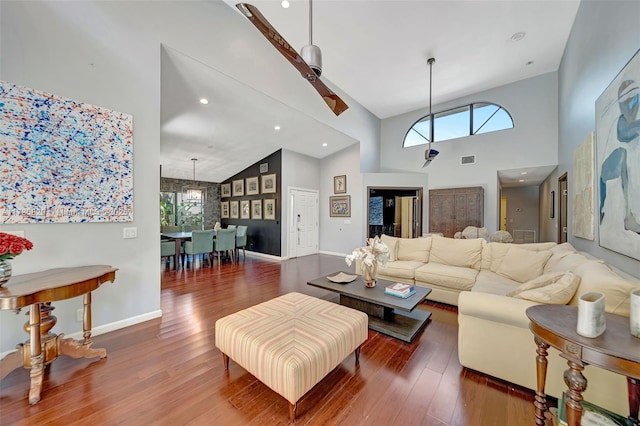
[215,292,368,420]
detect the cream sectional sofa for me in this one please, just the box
[370,235,640,415]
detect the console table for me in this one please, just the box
[526,305,640,426]
[0,265,117,404]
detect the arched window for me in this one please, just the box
[402,102,513,148]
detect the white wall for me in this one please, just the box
[381,72,559,234]
[502,186,540,241]
[0,0,381,354]
[281,149,321,257]
[539,168,560,243]
[558,0,640,277]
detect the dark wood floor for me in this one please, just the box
[0,254,545,425]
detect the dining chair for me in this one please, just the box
[161,240,181,270]
[226,225,237,230]
[182,229,215,269]
[213,228,236,265]
[235,225,248,261]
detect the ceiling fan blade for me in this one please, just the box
[236,3,349,116]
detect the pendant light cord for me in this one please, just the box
[309,0,313,45]
[427,57,435,115]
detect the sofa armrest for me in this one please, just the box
[458,291,541,329]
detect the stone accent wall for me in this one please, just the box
[160,177,220,230]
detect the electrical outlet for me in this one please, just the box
[123,227,137,239]
[76,308,83,322]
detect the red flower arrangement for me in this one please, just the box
[0,232,34,261]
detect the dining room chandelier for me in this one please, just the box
[183,158,205,202]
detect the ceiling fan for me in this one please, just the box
[236,2,349,116]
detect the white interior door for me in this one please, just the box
[289,188,319,258]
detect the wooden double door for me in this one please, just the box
[429,187,484,238]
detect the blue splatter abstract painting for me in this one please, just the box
[0,81,133,223]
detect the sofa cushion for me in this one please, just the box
[472,270,521,296]
[482,242,556,272]
[397,237,431,262]
[380,234,399,262]
[495,245,552,283]
[506,271,567,296]
[569,261,640,317]
[509,272,580,304]
[414,263,478,291]
[543,242,577,273]
[378,260,424,280]
[549,252,591,274]
[429,236,483,269]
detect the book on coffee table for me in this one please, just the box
[385,283,415,298]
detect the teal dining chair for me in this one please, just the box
[161,240,182,270]
[213,228,236,265]
[182,229,215,269]
[235,225,248,261]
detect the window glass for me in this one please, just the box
[433,106,470,141]
[402,102,513,148]
[473,103,514,135]
[403,116,431,147]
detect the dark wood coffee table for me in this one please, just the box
[307,272,432,342]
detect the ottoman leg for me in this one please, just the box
[289,402,297,420]
[222,353,229,371]
[355,346,361,364]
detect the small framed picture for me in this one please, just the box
[329,195,351,217]
[261,173,276,194]
[220,201,229,218]
[251,199,262,219]
[230,200,239,218]
[221,183,231,198]
[334,175,347,194]
[240,200,250,219]
[232,179,244,197]
[246,176,259,195]
[264,199,276,220]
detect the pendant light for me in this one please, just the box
[423,57,439,168]
[183,158,205,202]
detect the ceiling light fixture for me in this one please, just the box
[423,57,439,168]
[183,158,206,203]
[281,0,290,8]
[274,125,281,130]
[322,142,328,147]
[199,98,209,105]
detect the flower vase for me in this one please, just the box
[0,260,12,287]
[363,262,377,288]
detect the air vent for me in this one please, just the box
[460,155,476,165]
[260,163,269,173]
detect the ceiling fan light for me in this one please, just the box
[300,44,322,77]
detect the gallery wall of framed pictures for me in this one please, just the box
[220,173,279,221]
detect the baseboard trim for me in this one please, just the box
[319,250,350,257]
[244,251,283,262]
[0,310,163,360]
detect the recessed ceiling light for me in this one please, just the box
[322,143,328,147]
[281,0,290,8]
[521,172,527,175]
[199,98,209,105]
[274,125,281,130]
[519,179,525,182]
[510,32,526,42]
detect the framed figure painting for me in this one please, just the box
[221,183,231,198]
[251,199,262,219]
[334,175,346,194]
[240,200,250,219]
[261,173,276,194]
[221,201,229,219]
[230,200,239,219]
[329,195,350,217]
[232,179,244,197]
[246,177,259,195]
[264,199,276,220]
[596,48,640,260]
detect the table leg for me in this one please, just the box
[629,377,640,425]
[28,303,44,405]
[563,359,587,426]
[534,337,550,426]
[58,292,106,360]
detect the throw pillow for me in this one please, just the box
[506,271,567,297]
[495,245,552,283]
[429,236,483,269]
[513,272,580,304]
[397,237,431,262]
[380,234,399,262]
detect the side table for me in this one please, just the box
[526,304,640,426]
[0,265,117,404]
